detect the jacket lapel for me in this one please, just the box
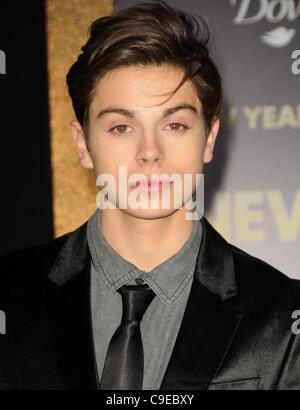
[160,218,243,390]
[43,216,242,390]
[43,222,100,389]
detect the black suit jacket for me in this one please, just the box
[0,217,300,390]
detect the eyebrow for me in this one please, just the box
[96,103,199,120]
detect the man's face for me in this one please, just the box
[71,64,219,220]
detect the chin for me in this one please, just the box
[119,207,180,220]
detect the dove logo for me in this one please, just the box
[230,0,300,24]
[292,50,300,74]
[0,310,6,335]
[0,50,6,75]
[261,27,296,47]
[230,0,299,47]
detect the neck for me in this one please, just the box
[100,208,193,272]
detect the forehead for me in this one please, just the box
[90,64,202,114]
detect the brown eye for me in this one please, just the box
[170,123,181,130]
[109,124,130,134]
[166,123,189,131]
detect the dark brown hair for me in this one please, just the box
[66,0,223,136]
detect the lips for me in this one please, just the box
[135,179,157,185]
[135,180,162,188]
[129,175,169,186]
[130,178,171,192]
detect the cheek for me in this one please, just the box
[172,135,204,173]
[92,148,132,180]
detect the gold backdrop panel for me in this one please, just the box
[46,0,113,237]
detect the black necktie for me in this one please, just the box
[100,283,156,390]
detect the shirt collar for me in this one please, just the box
[87,208,203,305]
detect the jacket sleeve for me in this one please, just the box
[275,330,300,390]
[275,280,300,390]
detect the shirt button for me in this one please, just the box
[135,277,145,285]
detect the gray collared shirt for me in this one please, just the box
[87,208,203,390]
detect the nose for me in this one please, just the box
[136,133,164,166]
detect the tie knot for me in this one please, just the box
[117,284,156,322]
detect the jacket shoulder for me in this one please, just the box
[229,242,300,307]
[0,232,71,290]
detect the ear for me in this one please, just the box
[70,120,94,169]
[203,117,220,164]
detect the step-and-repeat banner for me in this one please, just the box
[114,0,300,279]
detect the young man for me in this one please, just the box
[0,1,300,390]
